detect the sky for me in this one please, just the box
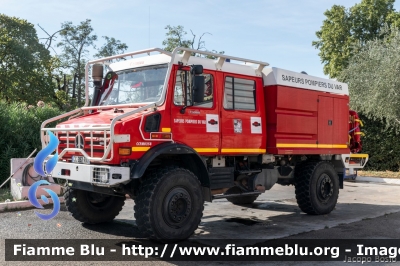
[2,0,400,80]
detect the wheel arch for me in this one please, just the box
[130,142,211,200]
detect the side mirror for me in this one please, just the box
[192,75,205,103]
[190,65,204,103]
[180,65,205,114]
[191,65,203,75]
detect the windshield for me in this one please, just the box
[100,64,168,106]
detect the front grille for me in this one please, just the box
[56,130,111,159]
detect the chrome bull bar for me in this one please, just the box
[42,125,113,162]
[40,103,158,162]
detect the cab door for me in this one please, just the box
[220,74,265,155]
[170,67,220,155]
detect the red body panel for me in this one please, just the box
[169,66,220,154]
[318,96,334,145]
[219,73,265,154]
[333,98,349,145]
[168,66,266,155]
[266,85,350,155]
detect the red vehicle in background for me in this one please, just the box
[36,47,367,240]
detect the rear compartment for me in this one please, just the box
[263,67,350,155]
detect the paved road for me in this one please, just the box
[1,180,400,265]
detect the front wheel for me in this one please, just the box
[64,188,125,224]
[134,166,204,240]
[294,161,339,215]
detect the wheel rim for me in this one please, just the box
[85,192,112,210]
[316,173,334,203]
[162,187,192,228]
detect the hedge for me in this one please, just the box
[0,101,63,186]
[358,113,400,171]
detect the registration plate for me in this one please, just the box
[72,156,90,164]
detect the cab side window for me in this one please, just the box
[173,70,187,106]
[223,77,255,111]
[174,70,214,108]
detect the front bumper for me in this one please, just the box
[51,161,130,187]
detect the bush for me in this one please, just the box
[358,113,400,171]
[0,101,64,186]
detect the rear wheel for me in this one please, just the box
[134,166,204,240]
[64,188,125,224]
[294,161,339,215]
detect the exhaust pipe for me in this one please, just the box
[91,64,104,106]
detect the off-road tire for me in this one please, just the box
[294,161,339,215]
[134,166,204,240]
[64,188,125,224]
[225,186,259,205]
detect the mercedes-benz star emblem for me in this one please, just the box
[74,134,84,149]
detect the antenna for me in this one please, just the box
[148,6,150,47]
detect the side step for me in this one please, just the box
[213,191,261,200]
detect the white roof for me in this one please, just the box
[109,52,264,77]
[262,67,349,95]
[108,51,349,96]
[109,54,171,72]
[172,54,263,77]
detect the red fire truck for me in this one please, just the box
[40,47,368,240]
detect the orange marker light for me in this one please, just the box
[119,147,131,156]
[150,133,172,139]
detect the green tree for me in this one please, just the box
[338,25,400,131]
[162,25,224,58]
[57,19,97,105]
[94,36,128,59]
[0,14,55,104]
[313,0,400,78]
